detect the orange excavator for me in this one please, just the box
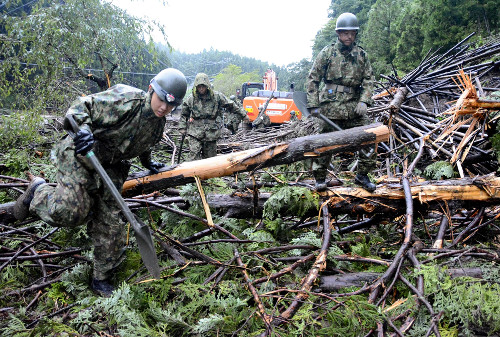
[238,69,302,125]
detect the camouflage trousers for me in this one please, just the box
[226,121,240,135]
[310,112,377,181]
[30,137,128,280]
[186,136,217,161]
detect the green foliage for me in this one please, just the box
[351,241,370,257]
[0,112,45,152]
[312,20,338,58]
[423,161,457,180]
[169,49,270,87]
[0,315,27,337]
[212,64,261,97]
[416,264,500,336]
[52,225,90,251]
[329,0,378,28]
[290,231,322,250]
[26,319,79,337]
[361,0,407,77]
[1,0,170,114]
[242,228,277,250]
[73,283,159,336]
[192,313,225,334]
[263,186,319,220]
[0,265,28,295]
[491,129,500,169]
[278,58,312,92]
[315,295,383,336]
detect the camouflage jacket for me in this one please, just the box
[67,84,165,165]
[180,89,245,141]
[306,40,374,116]
[226,97,245,124]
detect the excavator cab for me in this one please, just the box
[239,82,264,101]
[239,69,302,126]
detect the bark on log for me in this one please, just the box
[122,123,389,197]
[389,87,409,114]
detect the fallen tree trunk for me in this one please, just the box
[2,175,500,223]
[317,268,484,292]
[202,175,500,218]
[122,123,389,197]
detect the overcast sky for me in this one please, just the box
[111,0,332,67]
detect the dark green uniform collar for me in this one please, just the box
[335,39,356,54]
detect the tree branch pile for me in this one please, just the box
[1,34,500,336]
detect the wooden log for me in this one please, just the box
[201,175,500,219]
[317,268,483,292]
[389,87,409,114]
[3,175,500,222]
[122,123,389,197]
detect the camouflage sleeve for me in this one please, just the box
[306,47,329,108]
[179,96,192,129]
[65,96,94,133]
[221,93,246,118]
[360,51,375,106]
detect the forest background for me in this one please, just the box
[1,0,500,336]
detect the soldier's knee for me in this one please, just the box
[49,203,88,227]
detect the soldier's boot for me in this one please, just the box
[13,177,46,220]
[91,278,115,297]
[313,175,327,191]
[355,174,376,192]
[313,170,328,191]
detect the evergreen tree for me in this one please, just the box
[312,20,337,59]
[361,0,407,77]
[212,64,261,97]
[329,0,377,28]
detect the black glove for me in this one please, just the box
[145,161,165,174]
[140,152,165,174]
[74,129,94,155]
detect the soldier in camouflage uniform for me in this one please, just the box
[13,68,187,296]
[252,105,271,129]
[306,12,376,192]
[179,73,246,160]
[226,95,247,134]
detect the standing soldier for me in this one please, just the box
[13,68,187,296]
[180,73,246,160]
[306,12,376,192]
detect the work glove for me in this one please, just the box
[144,161,165,174]
[139,152,165,174]
[310,107,321,117]
[73,129,94,155]
[179,128,186,136]
[355,102,368,116]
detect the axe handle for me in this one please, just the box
[177,133,186,164]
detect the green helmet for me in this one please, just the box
[150,68,187,106]
[335,12,359,31]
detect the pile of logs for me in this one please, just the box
[372,33,500,176]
